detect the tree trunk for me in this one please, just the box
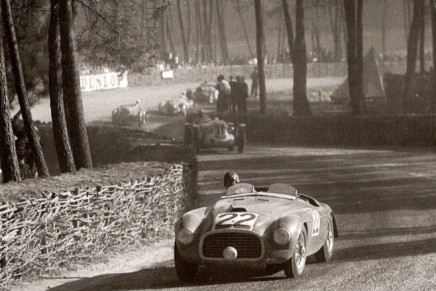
[0,37,21,183]
[216,0,229,65]
[59,0,92,169]
[49,0,76,174]
[430,0,436,112]
[187,0,192,53]
[282,0,295,63]
[330,0,344,62]
[277,18,283,61]
[418,0,425,73]
[1,0,50,177]
[176,0,189,63]
[167,7,176,54]
[293,0,312,116]
[236,1,254,59]
[404,0,422,113]
[195,0,204,63]
[382,0,387,59]
[344,0,366,115]
[254,0,266,114]
[202,0,211,62]
[159,3,167,59]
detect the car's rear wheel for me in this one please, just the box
[315,217,334,262]
[174,242,198,282]
[283,227,307,278]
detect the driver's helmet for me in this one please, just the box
[224,171,240,189]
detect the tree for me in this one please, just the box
[235,0,254,58]
[325,0,344,62]
[176,0,189,63]
[254,0,266,114]
[382,0,388,59]
[49,0,76,174]
[282,0,295,63]
[0,37,21,183]
[292,0,312,116]
[59,0,92,169]
[404,0,423,113]
[343,0,366,115]
[1,0,50,177]
[430,0,436,111]
[216,0,229,64]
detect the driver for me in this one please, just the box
[224,171,240,189]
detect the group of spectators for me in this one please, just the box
[215,68,259,114]
[215,74,249,113]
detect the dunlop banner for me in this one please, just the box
[80,71,128,92]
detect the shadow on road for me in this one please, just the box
[334,237,436,262]
[49,264,284,291]
[197,151,436,213]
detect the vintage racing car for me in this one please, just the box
[174,183,338,282]
[112,101,147,127]
[158,95,194,117]
[193,81,218,103]
[184,116,246,153]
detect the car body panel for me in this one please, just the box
[175,183,335,269]
[159,97,194,116]
[198,119,235,148]
[112,103,146,125]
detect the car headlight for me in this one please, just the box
[273,228,291,245]
[176,228,194,245]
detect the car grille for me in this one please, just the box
[202,232,262,259]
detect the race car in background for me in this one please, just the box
[191,81,218,103]
[184,114,246,153]
[158,93,194,117]
[112,100,147,127]
[174,182,338,282]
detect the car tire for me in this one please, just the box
[237,125,246,154]
[228,145,234,152]
[174,242,198,282]
[184,124,193,145]
[283,227,307,278]
[315,217,334,262]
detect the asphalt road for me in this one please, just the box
[41,145,436,291]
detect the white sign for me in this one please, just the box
[80,71,128,92]
[161,70,174,79]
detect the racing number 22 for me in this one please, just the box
[215,213,257,229]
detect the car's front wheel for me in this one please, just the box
[283,227,307,278]
[174,242,198,282]
[315,216,334,262]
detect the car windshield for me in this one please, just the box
[223,183,299,201]
[226,183,255,195]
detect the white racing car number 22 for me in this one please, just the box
[213,213,259,230]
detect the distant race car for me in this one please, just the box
[184,115,246,153]
[174,183,338,282]
[112,101,147,127]
[193,81,218,103]
[159,96,194,117]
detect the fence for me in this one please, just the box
[0,162,197,288]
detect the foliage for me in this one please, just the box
[75,0,169,72]
[6,0,49,105]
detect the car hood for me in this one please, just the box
[199,194,310,235]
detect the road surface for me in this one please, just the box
[15,145,435,291]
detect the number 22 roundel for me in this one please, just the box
[214,213,259,230]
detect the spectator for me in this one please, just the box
[229,76,238,113]
[237,76,249,113]
[250,67,259,98]
[216,74,231,112]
